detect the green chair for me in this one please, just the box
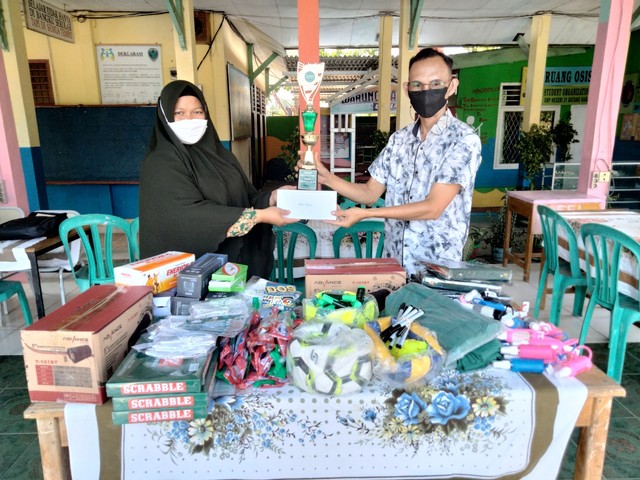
[332,220,385,258]
[533,205,588,326]
[339,198,384,209]
[579,222,640,383]
[0,280,33,326]
[130,217,140,261]
[272,223,317,287]
[59,214,138,292]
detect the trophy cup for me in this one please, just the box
[297,62,324,191]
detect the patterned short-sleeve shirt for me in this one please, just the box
[368,110,482,276]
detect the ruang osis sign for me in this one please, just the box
[23,0,74,43]
[331,88,398,114]
[521,66,592,105]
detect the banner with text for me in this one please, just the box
[96,45,162,104]
[521,66,591,105]
[23,0,74,43]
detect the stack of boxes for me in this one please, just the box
[106,342,217,424]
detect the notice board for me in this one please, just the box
[36,106,155,182]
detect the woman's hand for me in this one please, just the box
[269,185,296,207]
[324,207,367,227]
[256,206,300,226]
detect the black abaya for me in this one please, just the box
[139,80,274,279]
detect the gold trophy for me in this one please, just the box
[297,62,324,191]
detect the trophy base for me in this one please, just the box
[297,168,318,191]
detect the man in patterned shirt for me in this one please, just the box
[303,47,482,276]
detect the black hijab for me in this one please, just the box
[139,80,274,279]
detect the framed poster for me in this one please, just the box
[96,44,162,104]
[227,64,252,139]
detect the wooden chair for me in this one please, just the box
[332,220,385,259]
[579,222,640,383]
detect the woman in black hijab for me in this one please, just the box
[139,80,297,279]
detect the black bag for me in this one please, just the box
[0,211,69,240]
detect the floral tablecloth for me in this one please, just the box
[65,368,586,480]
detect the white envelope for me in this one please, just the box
[277,189,337,220]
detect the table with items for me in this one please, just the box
[21,255,625,480]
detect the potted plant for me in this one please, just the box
[370,129,390,157]
[275,125,300,182]
[551,113,578,163]
[489,204,508,262]
[515,123,554,189]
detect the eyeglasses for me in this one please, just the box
[406,79,449,92]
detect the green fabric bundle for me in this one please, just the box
[382,283,504,369]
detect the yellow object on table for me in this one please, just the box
[364,316,446,386]
[302,290,379,328]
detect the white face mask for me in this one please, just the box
[167,118,208,145]
[160,100,208,145]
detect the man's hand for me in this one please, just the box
[295,150,332,186]
[324,207,367,228]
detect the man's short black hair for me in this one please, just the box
[409,47,454,73]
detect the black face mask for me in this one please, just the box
[408,88,448,118]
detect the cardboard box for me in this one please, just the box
[21,285,153,404]
[208,262,248,292]
[304,258,407,297]
[177,253,227,298]
[115,251,195,294]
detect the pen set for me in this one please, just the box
[314,287,366,310]
[379,303,426,354]
[493,317,592,376]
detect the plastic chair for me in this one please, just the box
[533,205,588,326]
[130,217,140,261]
[0,280,33,326]
[339,198,384,210]
[59,214,138,292]
[579,222,640,383]
[36,209,82,305]
[332,220,385,258]
[272,223,317,286]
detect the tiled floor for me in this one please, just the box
[1,261,640,479]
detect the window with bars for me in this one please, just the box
[29,60,55,106]
[494,83,559,168]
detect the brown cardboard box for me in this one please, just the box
[21,285,153,404]
[304,258,406,297]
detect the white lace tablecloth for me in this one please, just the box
[558,209,640,300]
[0,237,46,271]
[65,368,587,480]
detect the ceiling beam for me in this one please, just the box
[165,0,186,49]
[409,0,425,49]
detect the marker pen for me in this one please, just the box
[493,358,545,373]
[501,344,560,363]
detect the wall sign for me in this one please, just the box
[23,0,74,43]
[96,44,162,105]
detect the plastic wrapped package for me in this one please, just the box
[302,290,379,328]
[286,322,374,395]
[364,316,446,386]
